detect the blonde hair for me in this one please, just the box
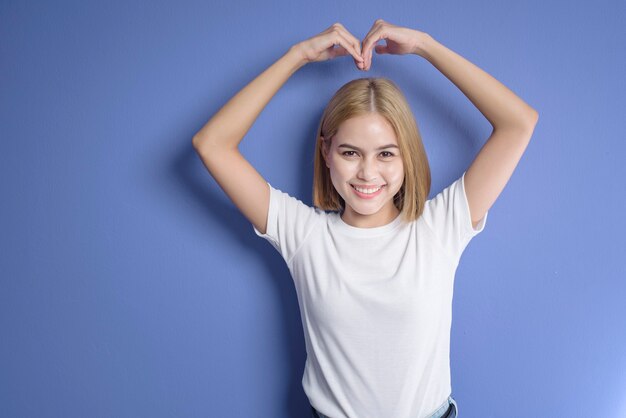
[312,77,431,224]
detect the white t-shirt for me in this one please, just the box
[252,171,487,418]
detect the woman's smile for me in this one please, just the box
[350,184,386,198]
[323,112,405,227]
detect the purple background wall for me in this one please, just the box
[1,0,625,416]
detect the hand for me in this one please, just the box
[360,19,428,71]
[294,23,365,69]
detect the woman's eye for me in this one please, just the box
[341,151,395,157]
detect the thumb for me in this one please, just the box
[374,44,389,55]
[332,45,349,58]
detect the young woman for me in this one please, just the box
[193,20,538,418]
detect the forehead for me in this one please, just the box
[335,113,397,145]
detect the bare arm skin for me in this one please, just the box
[418,33,538,228]
[192,23,364,234]
[360,20,539,228]
[192,47,306,153]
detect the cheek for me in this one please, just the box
[328,160,351,178]
[382,162,404,182]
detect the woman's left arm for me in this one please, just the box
[417,33,539,228]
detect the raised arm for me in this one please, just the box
[419,33,539,228]
[192,47,304,152]
[360,20,539,229]
[193,23,364,234]
[192,47,304,235]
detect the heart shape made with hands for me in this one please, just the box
[335,20,422,71]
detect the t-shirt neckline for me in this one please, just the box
[333,211,404,237]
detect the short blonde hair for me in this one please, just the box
[312,77,431,224]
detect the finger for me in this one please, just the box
[363,34,385,69]
[333,30,363,64]
[361,21,386,69]
[375,44,389,55]
[364,30,384,64]
[361,19,384,54]
[331,31,364,64]
[339,28,368,69]
[331,23,364,57]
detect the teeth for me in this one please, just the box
[352,185,382,194]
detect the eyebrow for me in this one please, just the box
[337,143,399,152]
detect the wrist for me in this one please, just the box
[413,32,436,60]
[288,43,309,68]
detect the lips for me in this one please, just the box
[350,184,385,188]
[350,184,385,199]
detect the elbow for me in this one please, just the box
[516,108,539,134]
[193,134,235,155]
[192,134,202,149]
[528,108,539,126]
[525,107,539,128]
[494,109,539,138]
[192,134,211,152]
[519,109,539,140]
[527,108,539,136]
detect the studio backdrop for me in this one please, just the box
[1,0,625,417]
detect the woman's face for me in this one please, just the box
[322,112,405,228]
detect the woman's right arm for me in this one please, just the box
[192,46,306,235]
[192,46,306,152]
[193,24,364,235]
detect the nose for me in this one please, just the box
[357,157,379,181]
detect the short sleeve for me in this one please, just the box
[253,182,323,266]
[422,171,488,262]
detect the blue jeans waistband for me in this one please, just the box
[310,394,458,418]
[427,394,458,418]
